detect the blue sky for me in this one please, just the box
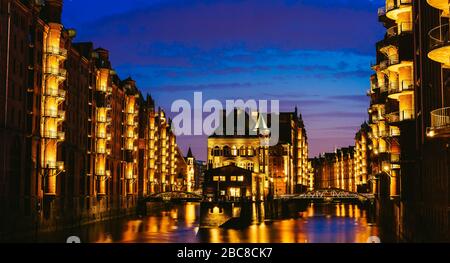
[62,0,385,160]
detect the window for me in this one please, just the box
[231,146,238,156]
[247,162,254,171]
[230,176,237,181]
[220,176,226,181]
[229,188,241,197]
[223,146,231,157]
[220,190,226,196]
[238,176,244,182]
[240,146,246,156]
[213,146,221,156]
[213,176,219,181]
[247,147,255,156]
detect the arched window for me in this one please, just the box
[247,147,254,157]
[231,146,238,157]
[223,146,231,157]
[239,146,246,156]
[213,146,221,156]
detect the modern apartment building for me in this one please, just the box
[368,0,449,241]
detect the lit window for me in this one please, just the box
[238,176,244,182]
[247,147,254,156]
[240,147,246,156]
[230,176,237,181]
[220,176,226,181]
[231,146,238,156]
[213,176,219,181]
[220,190,226,196]
[229,188,241,197]
[247,162,254,171]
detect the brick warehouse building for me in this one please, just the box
[0,0,187,238]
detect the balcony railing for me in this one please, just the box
[390,128,401,136]
[43,88,66,98]
[43,109,65,119]
[45,46,68,58]
[388,80,414,95]
[391,153,401,164]
[386,0,412,13]
[430,107,450,129]
[386,109,414,123]
[387,22,413,37]
[43,67,67,79]
[97,115,112,123]
[429,24,450,66]
[43,161,64,170]
[42,130,57,139]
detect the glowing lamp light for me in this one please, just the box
[383,165,390,172]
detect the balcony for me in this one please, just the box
[385,0,412,21]
[427,0,450,12]
[427,107,450,138]
[391,153,401,164]
[43,88,66,99]
[95,169,111,177]
[43,161,64,171]
[43,109,65,120]
[97,115,112,123]
[45,46,68,59]
[428,24,450,66]
[388,79,414,99]
[386,22,413,38]
[43,67,67,79]
[386,109,415,124]
[96,132,111,139]
[390,128,401,137]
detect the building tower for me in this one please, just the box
[123,78,140,196]
[40,0,67,196]
[186,147,195,192]
[93,48,113,196]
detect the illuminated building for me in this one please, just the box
[185,147,195,192]
[311,147,356,192]
[367,0,449,241]
[354,122,372,193]
[206,108,309,201]
[206,109,267,201]
[0,0,184,237]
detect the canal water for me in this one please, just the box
[35,202,382,243]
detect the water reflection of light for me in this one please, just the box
[122,220,142,242]
[185,203,196,227]
[80,203,381,244]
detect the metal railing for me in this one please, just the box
[386,0,412,13]
[429,23,450,50]
[43,67,67,78]
[387,22,413,37]
[44,88,66,98]
[43,161,64,170]
[45,46,68,57]
[388,80,414,95]
[430,107,450,129]
[386,109,414,123]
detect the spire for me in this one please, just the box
[187,147,194,158]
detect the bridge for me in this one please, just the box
[275,188,374,203]
[141,191,203,202]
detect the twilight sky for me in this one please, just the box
[62,0,385,160]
